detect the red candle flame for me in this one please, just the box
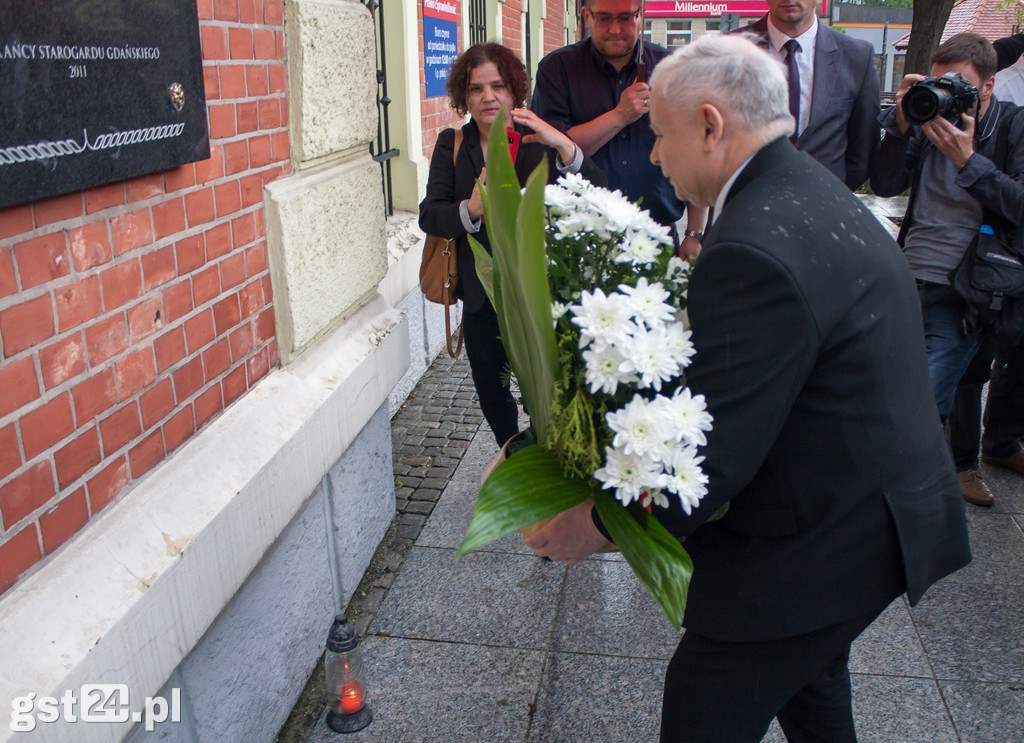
[340,680,364,715]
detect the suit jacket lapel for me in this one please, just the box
[805,21,838,142]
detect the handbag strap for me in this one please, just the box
[444,129,465,358]
[452,129,463,164]
[445,304,464,357]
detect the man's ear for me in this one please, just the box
[701,104,724,149]
[980,75,995,102]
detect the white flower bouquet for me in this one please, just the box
[455,119,714,629]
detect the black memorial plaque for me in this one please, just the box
[0,0,210,209]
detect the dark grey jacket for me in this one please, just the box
[739,17,880,190]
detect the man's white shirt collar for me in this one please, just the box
[712,155,756,226]
[766,15,818,55]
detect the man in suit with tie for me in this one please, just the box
[526,34,970,742]
[737,0,880,190]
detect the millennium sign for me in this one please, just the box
[0,0,209,209]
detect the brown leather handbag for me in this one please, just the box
[419,130,465,358]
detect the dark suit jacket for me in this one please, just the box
[654,138,970,642]
[419,119,605,313]
[740,17,880,190]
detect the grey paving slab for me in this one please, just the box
[304,636,543,743]
[762,720,787,742]
[370,545,564,649]
[528,652,665,743]
[940,680,1024,743]
[850,596,932,678]
[849,675,958,743]
[956,511,1024,586]
[910,578,1024,683]
[415,428,530,555]
[552,558,683,660]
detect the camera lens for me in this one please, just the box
[903,86,942,125]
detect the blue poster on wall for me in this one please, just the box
[423,0,458,98]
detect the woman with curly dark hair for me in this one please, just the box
[419,43,605,447]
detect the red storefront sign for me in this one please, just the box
[644,1,829,18]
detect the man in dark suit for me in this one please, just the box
[526,34,971,743]
[737,0,879,190]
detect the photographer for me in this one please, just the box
[871,33,1024,505]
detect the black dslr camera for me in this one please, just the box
[902,72,979,127]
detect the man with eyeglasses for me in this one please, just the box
[532,0,708,259]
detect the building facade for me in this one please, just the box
[832,2,912,94]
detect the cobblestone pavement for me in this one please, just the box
[391,355,484,545]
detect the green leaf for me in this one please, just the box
[477,113,560,443]
[593,493,693,630]
[468,234,494,304]
[456,445,594,556]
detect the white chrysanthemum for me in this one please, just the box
[640,490,671,510]
[662,322,697,368]
[582,344,636,395]
[551,301,570,326]
[639,214,673,244]
[582,187,645,233]
[594,447,662,506]
[658,445,709,514]
[553,211,592,238]
[606,395,672,460]
[618,278,675,328]
[660,387,714,447]
[615,229,664,265]
[618,324,681,391]
[570,289,635,348]
[544,183,578,213]
[556,172,593,195]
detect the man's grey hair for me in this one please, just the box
[650,34,794,137]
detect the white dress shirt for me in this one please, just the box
[766,17,818,138]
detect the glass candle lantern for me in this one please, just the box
[324,614,373,733]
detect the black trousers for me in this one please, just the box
[462,300,519,447]
[950,330,1024,468]
[660,605,887,743]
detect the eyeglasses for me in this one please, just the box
[588,9,641,25]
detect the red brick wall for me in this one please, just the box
[0,0,289,595]
[544,0,570,54]
[502,0,524,58]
